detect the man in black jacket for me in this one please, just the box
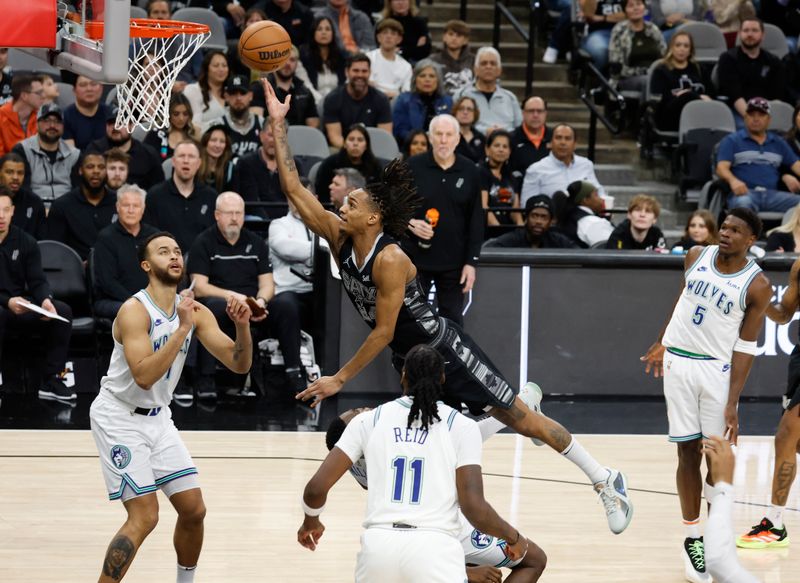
[0,153,45,239]
[0,191,74,401]
[605,194,667,251]
[509,96,552,185]
[47,152,117,260]
[483,195,577,249]
[234,122,289,219]
[92,184,158,318]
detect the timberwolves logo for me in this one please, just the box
[110,445,132,469]
[470,529,494,549]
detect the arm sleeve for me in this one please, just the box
[335,411,371,464]
[268,220,314,262]
[186,237,211,277]
[321,92,339,125]
[256,239,272,274]
[93,238,131,301]
[451,414,483,468]
[717,135,735,163]
[45,202,68,244]
[23,236,52,304]
[183,84,206,128]
[705,482,761,583]
[376,93,393,125]
[716,53,742,101]
[392,93,413,143]
[520,166,541,206]
[466,168,485,266]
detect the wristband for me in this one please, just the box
[301,498,325,516]
[733,338,757,355]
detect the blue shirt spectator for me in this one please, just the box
[392,59,453,144]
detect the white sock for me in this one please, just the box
[476,415,506,442]
[683,517,701,539]
[767,505,785,528]
[560,437,606,484]
[177,564,196,583]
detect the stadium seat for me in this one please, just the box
[640,60,679,157]
[171,8,228,51]
[288,126,330,160]
[675,22,727,64]
[7,48,61,79]
[55,82,76,109]
[768,100,794,133]
[130,5,147,19]
[307,160,322,185]
[162,157,173,179]
[366,127,400,161]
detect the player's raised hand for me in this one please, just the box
[297,516,325,551]
[177,296,198,329]
[296,375,344,407]
[226,296,252,325]
[503,531,528,562]
[704,435,736,484]
[466,565,503,583]
[262,79,291,122]
[640,342,665,378]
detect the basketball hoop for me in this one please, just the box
[83,18,210,131]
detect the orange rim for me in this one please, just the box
[83,18,210,41]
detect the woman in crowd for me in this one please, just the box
[198,124,237,193]
[766,205,800,252]
[480,130,523,226]
[650,31,711,131]
[183,50,229,130]
[300,16,347,108]
[392,59,453,144]
[649,0,707,43]
[608,0,666,94]
[671,209,719,250]
[314,124,383,203]
[402,129,430,159]
[380,0,431,63]
[452,96,485,163]
[144,93,199,161]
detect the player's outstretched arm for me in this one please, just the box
[118,297,195,390]
[298,447,353,551]
[193,297,253,374]
[263,79,342,247]
[768,257,800,324]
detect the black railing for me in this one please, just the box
[492,0,539,98]
[578,62,626,161]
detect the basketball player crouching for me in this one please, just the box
[89,231,254,583]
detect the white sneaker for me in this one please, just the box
[682,537,709,582]
[518,382,545,446]
[594,468,633,534]
[542,47,558,64]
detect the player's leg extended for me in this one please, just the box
[98,493,159,583]
[169,488,206,570]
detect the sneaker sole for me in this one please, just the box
[735,536,790,549]
[38,390,77,401]
[681,551,709,583]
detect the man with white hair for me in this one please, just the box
[405,114,483,327]
[93,184,159,318]
[187,191,274,400]
[452,47,522,135]
[329,167,366,210]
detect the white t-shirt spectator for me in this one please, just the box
[366,49,412,96]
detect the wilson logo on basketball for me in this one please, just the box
[258,48,290,60]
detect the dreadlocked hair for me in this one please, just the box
[365,158,422,239]
[403,344,445,432]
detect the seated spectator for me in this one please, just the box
[480,130,523,226]
[608,0,666,94]
[183,51,229,132]
[144,141,217,251]
[521,123,605,204]
[322,54,393,148]
[717,18,783,127]
[402,129,430,160]
[430,20,474,96]
[92,184,158,318]
[483,194,578,248]
[317,0,376,54]
[0,48,11,106]
[104,148,130,193]
[299,16,347,106]
[0,154,45,239]
[557,180,615,247]
[268,199,317,392]
[40,74,59,106]
[252,50,320,129]
[187,191,274,399]
[262,0,313,48]
[86,107,164,190]
[453,47,522,134]
[199,125,238,193]
[227,8,268,79]
[381,0,431,63]
[235,121,290,220]
[650,0,707,43]
[392,59,453,144]
[579,0,626,71]
[47,152,116,260]
[62,76,111,150]
[143,93,200,161]
[717,97,800,214]
[12,103,79,205]
[784,102,800,159]
[710,0,756,48]
[208,75,264,159]
[671,209,720,250]
[767,203,800,251]
[328,167,366,209]
[509,96,552,183]
[650,31,711,132]
[452,96,486,163]
[542,0,573,64]
[0,75,42,156]
[315,124,382,203]
[605,194,666,250]
[0,190,74,402]
[367,19,413,100]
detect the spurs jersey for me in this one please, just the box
[100,290,193,409]
[662,246,761,361]
[339,233,441,355]
[335,397,483,536]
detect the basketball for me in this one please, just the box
[238,21,292,73]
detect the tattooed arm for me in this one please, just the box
[194,297,253,374]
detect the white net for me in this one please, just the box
[115,21,210,131]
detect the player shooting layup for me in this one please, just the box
[89,232,254,583]
[263,80,633,535]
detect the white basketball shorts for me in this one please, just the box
[458,512,521,569]
[90,393,199,501]
[663,349,731,442]
[355,527,467,582]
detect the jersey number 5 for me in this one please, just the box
[391,456,424,504]
[692,305,706,326]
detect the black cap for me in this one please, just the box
[225,74,250,93]
[524,194,554,217]
[37,102,62,121]
[106,105,120,122]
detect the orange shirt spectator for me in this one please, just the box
[0,75,43,156]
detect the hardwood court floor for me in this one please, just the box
[0,431,797,582]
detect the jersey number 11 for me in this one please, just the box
[391,456,424,504]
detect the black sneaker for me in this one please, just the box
[737,517,790,548]
[172,382,194,407]
[39,375,77,402]
[195,375,217,400]
[682,537,709,583]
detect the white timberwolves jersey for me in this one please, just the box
[662,246,761,362]
[335,396,483,536]
[100,290,193,409]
